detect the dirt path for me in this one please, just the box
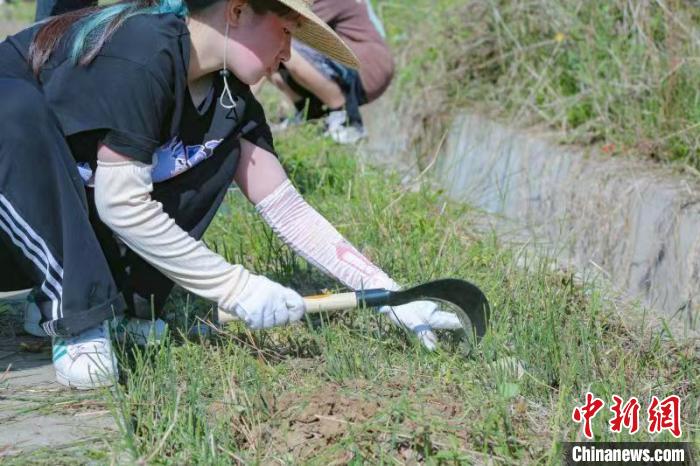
[0,293,117,460]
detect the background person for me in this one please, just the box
[267,0,394,144]
[1,0,459,390]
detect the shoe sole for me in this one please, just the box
[55,371,116,390]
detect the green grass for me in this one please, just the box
[377,0,700,171]
[10,126,692,464]
[0,0,35,24]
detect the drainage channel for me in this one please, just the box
[363,103,700,340]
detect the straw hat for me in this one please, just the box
[277,0,360,69]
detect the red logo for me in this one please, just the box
[648,395,682,438]
[572,392,605,439]
[609,395,641,434]
[573,393,683,439]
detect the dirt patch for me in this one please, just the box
[273,381,383,459]
[208,377,478,463]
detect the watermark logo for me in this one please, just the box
[564,442,694,465]
[572,393,683,439]
[648,395,682,438]
[609,395,641,435]
[572,392,605,439]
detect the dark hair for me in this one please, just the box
[186,0,293,15]
[28,0,295,76]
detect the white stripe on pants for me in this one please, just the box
[0,194,63,320]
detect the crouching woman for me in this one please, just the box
[0,0,460,389]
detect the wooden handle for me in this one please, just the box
[303,292,358,313]
[216,292,359,323]
[218,308,239,324]
[217,289,389,323]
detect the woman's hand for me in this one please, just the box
[233,275,305,329]
[379,300,463,350]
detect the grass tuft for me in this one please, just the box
[378,0,700,170]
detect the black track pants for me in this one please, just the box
[0,78,126,336]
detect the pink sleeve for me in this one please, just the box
[255,180,400,291]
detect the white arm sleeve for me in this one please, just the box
[93,160,250,313]
[255,179,400,292]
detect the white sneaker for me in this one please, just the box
[23,300,48,337]
[329,124,368,144]
[110,316,167,346]
[270,110,304,133]
[52,321,118,390]
[324,110,367,145]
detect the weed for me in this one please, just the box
[378,0,700,170]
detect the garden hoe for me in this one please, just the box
[303,279,490,340]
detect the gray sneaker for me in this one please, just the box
[23,299,48,337]
[110,316,167,346]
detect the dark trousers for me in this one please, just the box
[279,63,367,126]
[0,79,125,336]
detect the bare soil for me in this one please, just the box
[207,375,481,463]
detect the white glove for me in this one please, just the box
[380,300,463,350]
[233,275,305,329]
